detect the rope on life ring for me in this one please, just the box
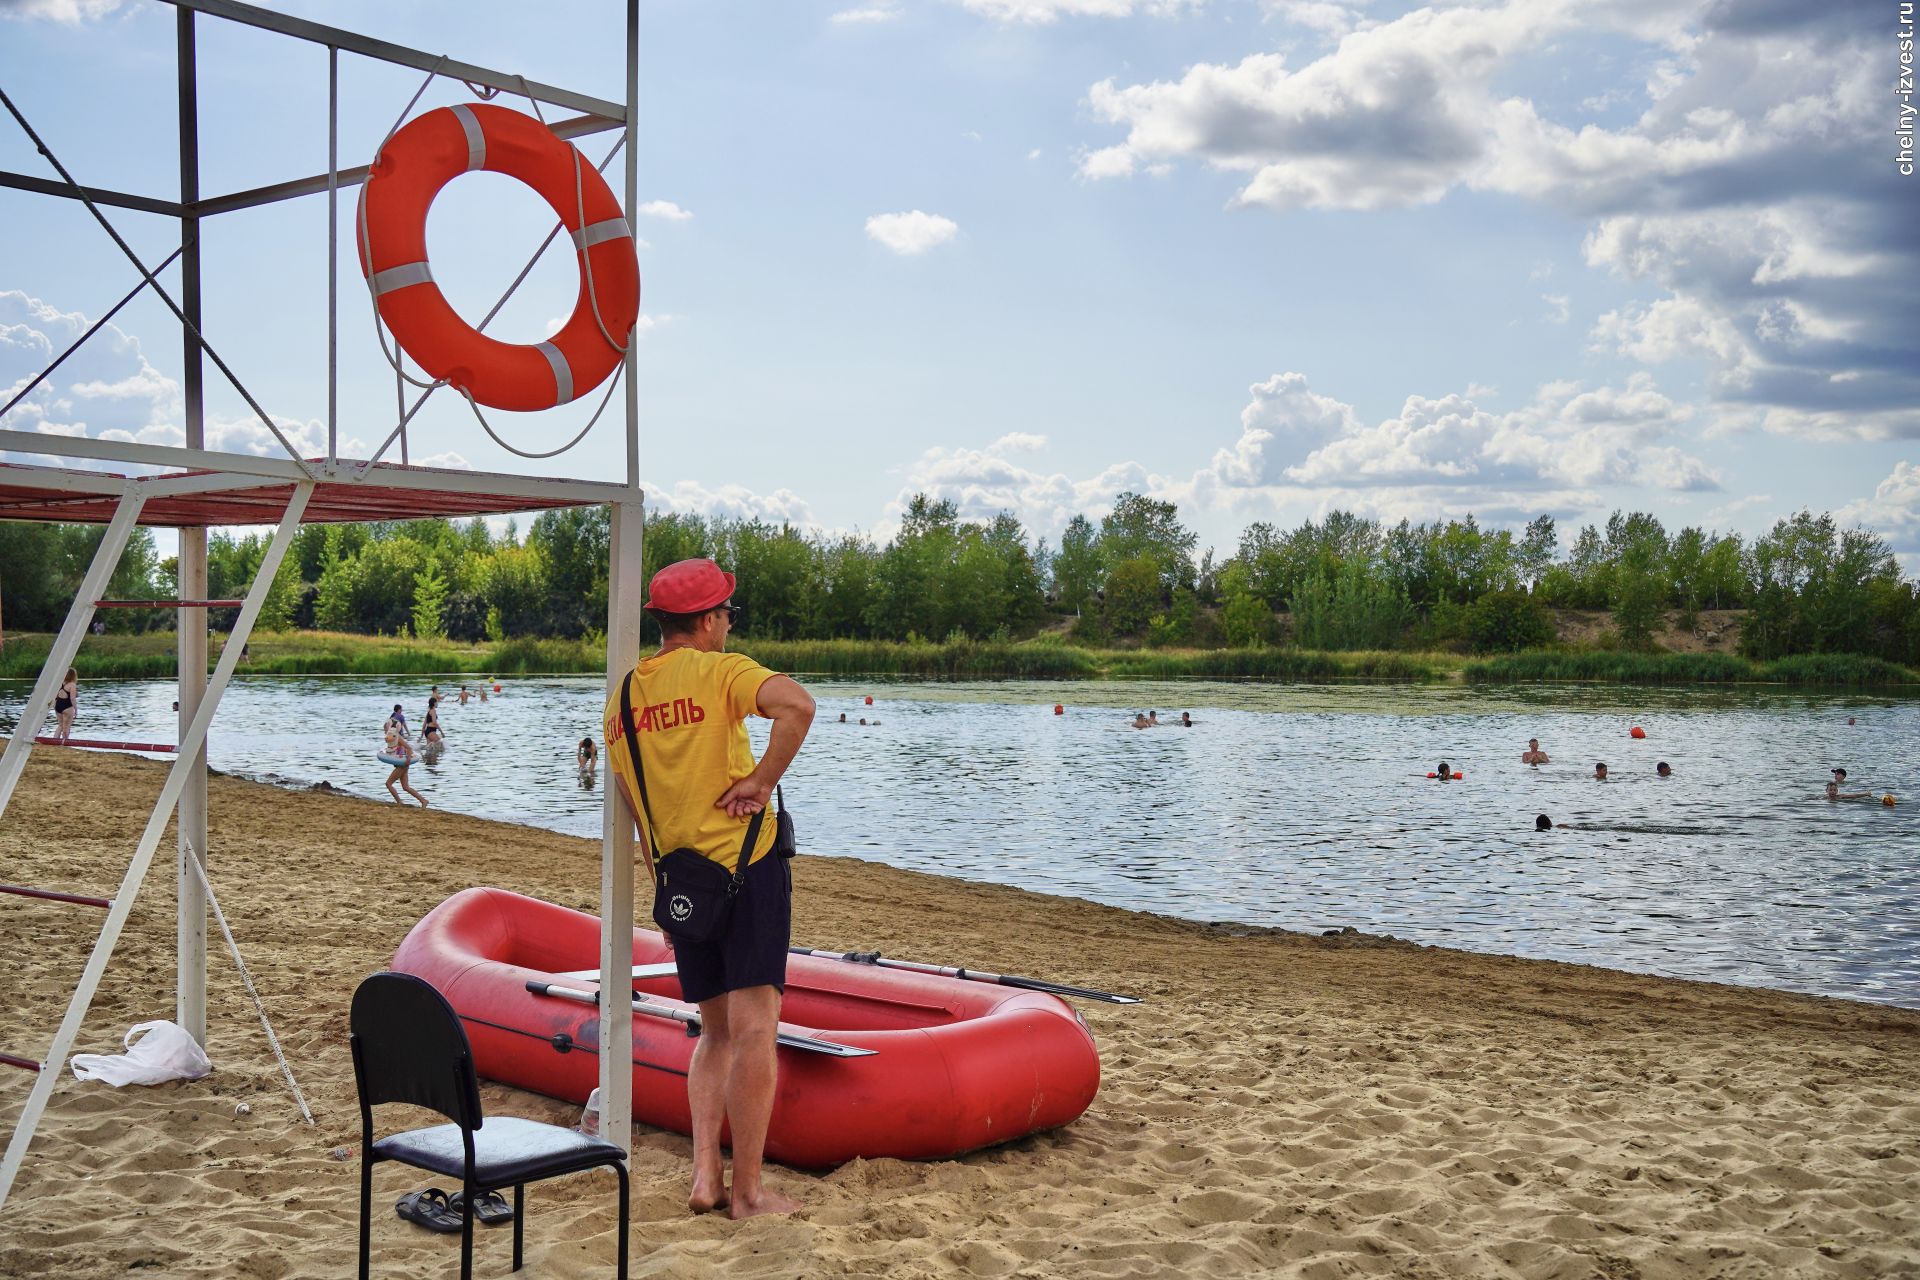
[357,101,641,413]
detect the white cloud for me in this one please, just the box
[1837,462,1920,555]
[881,430,1169,542]
[646,479,816,527]
[636,200,693,221]
[864,210,960,255]
[1541,293,1570,324]
[1081,1,1913,437]
[831,1,900,22]
[1260,0,1367,39]
[955,0,1197,24]
[1,0,124,22]
[990,431,1048,453]
[1191,370,1717,508]
[1027,148,1042,161]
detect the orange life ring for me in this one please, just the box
[358,104,640,412]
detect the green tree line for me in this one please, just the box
[3,497,1916,664]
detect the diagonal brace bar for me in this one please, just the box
[0,490,145,823]
[0,86,314,480]
[0,482,312,1214]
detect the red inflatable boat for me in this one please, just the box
[391,888,1102,1168]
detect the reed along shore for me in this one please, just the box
[1,745,1916,1278]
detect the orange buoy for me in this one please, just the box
[358,104,640,411]
[864,695,873,705]
[1053,704,1064,715]
[1629,726,1647,739]
[493,683,503,693]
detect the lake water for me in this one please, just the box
[5,674,1916,1009]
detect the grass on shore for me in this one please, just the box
[5,630,1916,687]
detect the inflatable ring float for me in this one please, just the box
[358,103,641,411]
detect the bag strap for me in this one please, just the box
[620,668,770,879]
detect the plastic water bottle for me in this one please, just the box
[578,1087,601,1138]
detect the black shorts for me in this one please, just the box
[672,848,791,1005]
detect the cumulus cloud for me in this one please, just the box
[1,0,124,22]
[955,0,1197,23]
[831,1,900,21]
[864,210,960,255]
[1081,0,1916,439]
[646,478,816,527]
[1190,369,1717,515]
[636,200,693,221]
[882,431,1170,541]
[1836,461,1920,555]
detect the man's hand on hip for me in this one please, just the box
[716,776,773,818]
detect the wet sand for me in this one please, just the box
[1,745,1916,1278]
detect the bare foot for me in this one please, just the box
[727,1186,800,1221]
[687,1173,728,1214]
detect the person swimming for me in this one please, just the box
[1593,762,1608,781]
[1656,761,1672,777]
[458,685,470,706]
[1827,768,1870,800]
[577,736,598,770]
[1435,761,1454,781]
[1535,814,1553,831]
[1521,738,1549,764]
[1131,713,1150,729]
[1179,712,1193,727]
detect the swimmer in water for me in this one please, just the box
[577,736,598,771]
[1535,814,1553,831]
[1132,713,1151,729]
[838,713,848,723]
[1147,711,1161,726]
[422,696,444,744]
[1435,761,1454,781]
[1656,761,1672,778]
[1593,762,1609,781]
[1180,712,1193,727]
[1827,768,1870,800]
[458,685,470,706]
[1521,738,1549,765]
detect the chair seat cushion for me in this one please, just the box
[373,1116,625,1186]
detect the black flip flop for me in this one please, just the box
[449,1189,515,1227]
[395,1187,463,1234]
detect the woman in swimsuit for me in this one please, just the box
[422,696,443,744]
[52,668,78,743]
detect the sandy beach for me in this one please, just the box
[1,745,1916,1279]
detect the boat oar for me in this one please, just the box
[525,980,875,1058]
[788,949,1141,1004]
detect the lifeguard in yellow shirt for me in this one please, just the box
[603,557,815,1221]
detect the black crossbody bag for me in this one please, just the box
[619,674,778,943]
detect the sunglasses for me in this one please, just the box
[715,603,742,625]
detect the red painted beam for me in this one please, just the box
[34,737,177,753]
[93,599,242,608]
[0,1053,41,1074]
[0,883,111,910]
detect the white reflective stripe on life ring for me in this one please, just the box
[369,261,434,298]
[449,104,486,172]
[570,217,633,251]
[534,340,574,405]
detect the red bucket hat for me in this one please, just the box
[644,558,735,614]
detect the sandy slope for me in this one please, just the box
[1,746,1915,1279]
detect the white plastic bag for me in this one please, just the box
[70,1020,212,1087]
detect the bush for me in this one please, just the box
[1465,590,1554,654]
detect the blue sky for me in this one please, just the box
[2,0,1915,569]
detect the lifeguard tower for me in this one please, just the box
[0,0,650,1210]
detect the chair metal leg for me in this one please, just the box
[460,1174,475,1280]
[512,1183,524,1272]
[357,1155,373,1280]
[614,1163,629,1280]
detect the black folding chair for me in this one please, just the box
[350,972,629,1280]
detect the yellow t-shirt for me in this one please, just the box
[603,647,779,873]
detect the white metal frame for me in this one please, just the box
[0,0,647,1213]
